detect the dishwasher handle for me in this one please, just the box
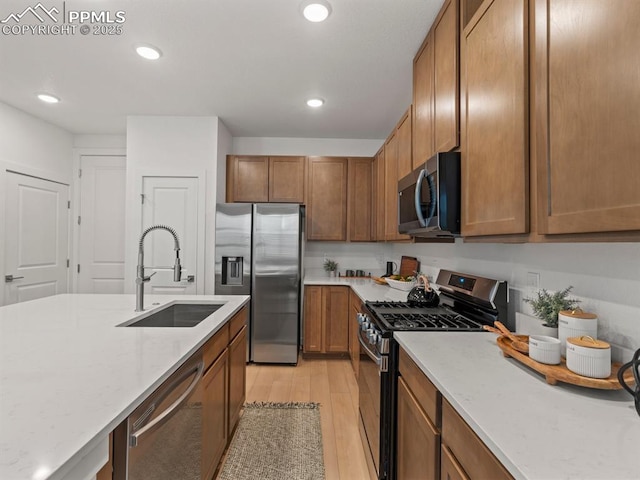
[130,360,204,447]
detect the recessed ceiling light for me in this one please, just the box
[306,98,325,108]
[301,1,332,22]
[135,44,162,60]
[37,93,60,104]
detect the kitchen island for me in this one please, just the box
[0,293,249,480]
[396,332,639,480]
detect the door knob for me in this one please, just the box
[5,275,25,282]
[187,275,195,283]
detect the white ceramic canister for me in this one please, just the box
[529,335,562,365]
[558,309,598,357]
[565,336,611,379]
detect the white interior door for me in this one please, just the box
[4,172,69,305]
[141,176,198,294]
[77,156,126,293]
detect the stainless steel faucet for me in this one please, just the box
[135,225,182,312]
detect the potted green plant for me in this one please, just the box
[323,259,338,277]
[521,286,580,336]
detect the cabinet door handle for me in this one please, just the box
[5,275,25,283]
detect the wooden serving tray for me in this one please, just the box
[496,335,635,390]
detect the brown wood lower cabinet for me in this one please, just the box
[397,348,441,480]
[348,289,362,377]
[303,286,349,354]
[202,348,229,480]
[441,398,513,480]
[228,325,247,434]
[440,444,469,480]
[397,377,440,480]
[398,346,513,480]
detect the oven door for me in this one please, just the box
[358,325,392,479]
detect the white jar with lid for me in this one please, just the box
[566,336,611,379]
[558,309,597,356]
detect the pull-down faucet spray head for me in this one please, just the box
[136,225,182,311]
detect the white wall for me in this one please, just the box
[0,102,73,182]
[0,102,74,306]
[73,134,126,149]
[216,122,232,203]
[232,137,383,157]
[125,116,223,295]
[305,241,387,276]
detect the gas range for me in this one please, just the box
[356,269,508,480]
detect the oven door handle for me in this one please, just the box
[358,331,388,373]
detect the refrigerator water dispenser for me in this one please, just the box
[222,256,244,285]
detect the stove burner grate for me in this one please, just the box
[378,311,484,331]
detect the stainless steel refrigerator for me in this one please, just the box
[214,203,304,364]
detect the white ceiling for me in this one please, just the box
[0,0,443,138]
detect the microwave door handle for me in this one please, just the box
[129,360,204,447]
[415,169,427,227]
[425,172,437,225]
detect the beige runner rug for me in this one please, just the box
[218,402,325,480]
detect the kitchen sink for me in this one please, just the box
[120,303,224,328]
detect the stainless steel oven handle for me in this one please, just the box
[130,360,204,447]
[358,331,387,373]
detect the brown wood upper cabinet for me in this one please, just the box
[533,0,640,235]
[433,0,459,153]
[460,0,529,237]
[413,0,460,170]
[226,155,305,203]
[348,157,374,242]
[413,32,435,169]
[306,157,348,241]
[397,107,413,179]
[384,118,412,242]
[375,148,386,241]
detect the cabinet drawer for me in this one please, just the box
[441,399,513,480]
[440,444,469,480]
[204,324,229,371]
[399,348,441,427]
[229,306,247,341]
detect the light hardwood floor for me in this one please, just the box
[244,356,372,480]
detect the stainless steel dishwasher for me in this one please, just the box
[113,353,204,480]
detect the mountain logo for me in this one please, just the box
[1,3,59,24]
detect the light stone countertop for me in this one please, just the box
[0,293,249,480]
[304,273,411,302]
[395,332,639,480]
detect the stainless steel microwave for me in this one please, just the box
[397,151,461,237]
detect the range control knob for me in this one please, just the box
[361,319,371,331]
[366,329,375,343]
